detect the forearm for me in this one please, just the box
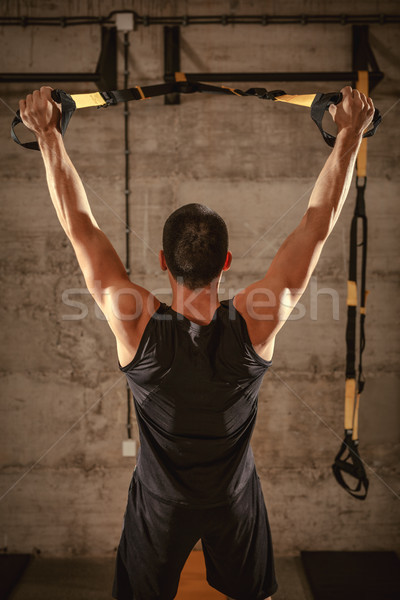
[38,131,98,240]
[305,128,362,239]
[269,129,363,292]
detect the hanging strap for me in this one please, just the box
[11,73,382,151]
[332,70,370,500]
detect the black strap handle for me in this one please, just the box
[332,433,369,500]
[310,92,382,148]
[11,89,76,151]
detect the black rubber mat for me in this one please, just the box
[0,554,32,600]
[301,551,400,600]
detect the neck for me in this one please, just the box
[170,280,220,325]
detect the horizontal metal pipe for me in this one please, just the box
[0,14,399,27]
[0,73,101,82]
[1,71,384,86]
[137,15,400,25]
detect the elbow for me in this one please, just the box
[66,214,99,243]
[304,206,334,242]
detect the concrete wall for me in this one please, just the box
[0,0,399,557]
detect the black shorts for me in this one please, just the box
[112,468,278,600]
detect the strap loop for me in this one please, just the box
[11,89,76,151]
[332,433,369,500]
[310,92,381,147]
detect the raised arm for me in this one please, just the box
[19,86,159,366]
[234,86,374,361]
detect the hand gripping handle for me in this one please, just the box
[11,89,76,151]
[311,92,382,148]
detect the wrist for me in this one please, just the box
[336,127,363,144]
[37,128,62,145]
[37,129,64,155]
[334,128,363,155]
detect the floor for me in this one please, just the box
[9,555,314,600]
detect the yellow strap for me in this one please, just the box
[135,86,147,100]
[353,393,360,440]
[347,280,357,306]
[356,69,369,95]
[356,70,369,178]
[69,90,315,110]
[71,92,107,109]
[360,290,369,314]
[274,94,316,108]
[221,85,242,97]
[345,378,356,430]
[342,74,369,440]
[175,72,187,82]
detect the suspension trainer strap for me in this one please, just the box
[332,70,370,501]
[11,73,382,151]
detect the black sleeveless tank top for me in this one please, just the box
[119,298,271,508]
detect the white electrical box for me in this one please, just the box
[115,12,134,32]
[122,439,137,457]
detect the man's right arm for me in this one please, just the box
[233,86,374,361]
[19,87,158,368]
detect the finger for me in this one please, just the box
[358,91,367,103]
[18,99,26,115]
[25,93,33,109]
[41,85,59,108]
[340,85,353,97]
[40,85,53,100]
[353,90,365,107]
[367,97,374,112]
[328,104,337,118]
[358,92,369,111]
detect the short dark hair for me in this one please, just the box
[162,203,229,290]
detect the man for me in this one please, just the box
[20,86,373,600]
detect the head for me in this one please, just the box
[160,203,231,290]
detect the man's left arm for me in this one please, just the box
[234,87,374,361]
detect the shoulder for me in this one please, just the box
[112,286,162,369]
[232,293,275,363]
[220,297,274,365]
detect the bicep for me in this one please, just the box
[101,281,159,361]
[269,211,326,295]
[69,226,159,353]
[70,226,128,303]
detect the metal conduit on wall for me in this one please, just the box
[0,12,399,27]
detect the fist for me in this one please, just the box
[19,86,62,137]
[329,86,374,136]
